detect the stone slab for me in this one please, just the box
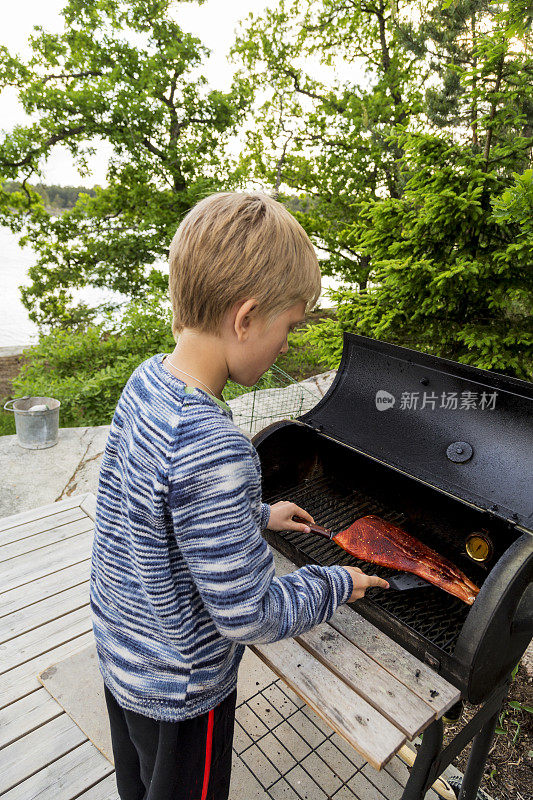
[0,425,110,518]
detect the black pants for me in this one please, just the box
[104,684,237,800]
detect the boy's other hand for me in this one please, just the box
[266,501,314,533]
[344,566,389,602]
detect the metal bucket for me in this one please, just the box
[3,395,61,449]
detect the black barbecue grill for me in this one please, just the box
[252,332,533,799]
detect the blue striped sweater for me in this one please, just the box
[90,353,353,721]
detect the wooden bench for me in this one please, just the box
[251,550,461,797]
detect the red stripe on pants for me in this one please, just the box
[200,708,214,800]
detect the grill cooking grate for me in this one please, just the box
[264,474,470,654]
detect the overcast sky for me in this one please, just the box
[0,0,281,185]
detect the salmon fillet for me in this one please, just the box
[333,515,479,605]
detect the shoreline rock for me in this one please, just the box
[0,346,28,398]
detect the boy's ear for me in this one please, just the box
[234,298,258,342]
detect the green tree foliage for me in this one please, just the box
[311,143,533,378]
[234,0,532,378]
[1,0,531,388]
[232,0,426,288]
[415,0,533,172]
[0,0,250,330]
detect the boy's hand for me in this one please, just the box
[266,501,314,533]
[344,566,389,602]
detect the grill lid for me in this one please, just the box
[299,333,533,529]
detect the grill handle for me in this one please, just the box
[292,515,334,540]
[511,583,533,636]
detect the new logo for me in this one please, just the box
[375,390,396,411]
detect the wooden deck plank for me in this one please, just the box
[1,714,87,795]
[0,560,90,618]
[80,493,97,522]
[0,492,461,795]
[0,687,63,750]
[0,507,86,547]
[0,494,88,533]
[1,631,94,709]
[0,532,92,594]
[296,623,435,739]
[1,740,114,800]
[75,775,119,800]
[0,495,114,799]
[0,518,94,563]
[1,606,92,674]
[252,637,405,770]
[0,581,90,644]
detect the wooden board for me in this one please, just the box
[296,623,436,739]
[0,687,63,750]
[0,494,92,533]
[0,493,113,799]
[252,636,405,770]
[1,740,114,800]
[74,774,120,800]
[1,606,92,674]
[251,548,462,769]
[0,581,90,644]
[1,713,87,795]
[0,560,90,618]
[329,606,460,715]
[2,628,95,709]
[0,532,92,594]
[0,493,116,800]
[0,506,86,547]
[0,491,462,798]
[80,493,97,522]
[0,517,94,563]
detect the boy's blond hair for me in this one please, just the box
[168,192,321,339]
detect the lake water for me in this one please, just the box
[0,226,134,347]
[0,226,339,348]
[1,226,41,347]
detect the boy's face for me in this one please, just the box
[228,300,306,387]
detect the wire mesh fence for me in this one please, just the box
[224,364,328,437]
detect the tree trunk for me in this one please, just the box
[471,14,478,147]
[483,51,506,170]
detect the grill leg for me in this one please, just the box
[401,718,444,800]
[457,707,501,800]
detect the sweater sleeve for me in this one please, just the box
[167,427,353,645]
[260,502,271,530]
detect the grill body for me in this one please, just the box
[253,334,533,704]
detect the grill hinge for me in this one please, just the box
[304,421,325,433]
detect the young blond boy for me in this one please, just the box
[90,192,388,800]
